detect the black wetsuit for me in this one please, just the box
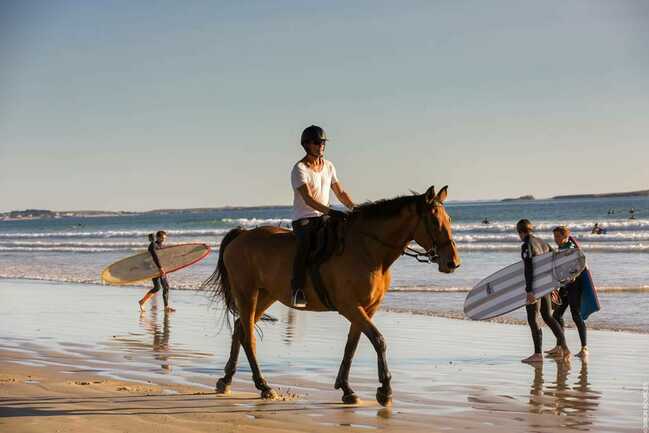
[552,238,587,347]
[522,234,566,353]
[149,240,170,307]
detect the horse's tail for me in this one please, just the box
[201,227,244,322]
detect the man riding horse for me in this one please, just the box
[290,125,355,308]
[202,125,461,406]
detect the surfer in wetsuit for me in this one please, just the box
[290,125,355,308]
[138,231,175,312]
[517,219,569,363]
[547,226,588,358]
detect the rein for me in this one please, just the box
[359,200,451,265]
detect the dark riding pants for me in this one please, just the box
[291,217,323,294]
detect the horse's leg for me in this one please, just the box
[340,306,392,406]
[215,318,242,394]
[335,303,381,404]
[334,323,361,404]
[238,290,278,400]
[215,291,275,395]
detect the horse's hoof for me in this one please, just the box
[215,378,231,395]
[376,388,392,407]
[342,393,360,405]
[261,388,278,400]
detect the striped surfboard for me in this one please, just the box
[464,248,586,320]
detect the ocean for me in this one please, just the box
[1,195,647,332]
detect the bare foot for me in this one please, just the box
[576,347,589,358]
[548,347,571,360]
[138,300,146,312]
[522,353,543,364]
[544,345,562,354]
[165,306,176,313]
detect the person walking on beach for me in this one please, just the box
[138,231,175,312]
[290,125,355,308]
[546,226,589,358]
[517,219,569,363]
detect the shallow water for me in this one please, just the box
[1,279,646,432]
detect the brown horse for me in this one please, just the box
[202,185,460,406]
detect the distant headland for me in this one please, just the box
[499,189,649,202]
[501,195,535,202]
[552,189,649,200]
[0,206,286,221]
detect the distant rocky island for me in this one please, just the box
[501,195,535,202]
[0,209,135,221]
[552,189,649,200]
[0,206,286,221]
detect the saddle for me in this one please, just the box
[304,215,346,310]
[306,215,346,265]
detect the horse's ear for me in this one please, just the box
[425,185,436,205]
[436,185,448,203]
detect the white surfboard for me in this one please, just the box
[464,249,586,320]
[101,243,211,285]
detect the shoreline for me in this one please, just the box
[1,276,647,334]
[2,274,648,293]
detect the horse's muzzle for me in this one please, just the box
[440,260,460,273]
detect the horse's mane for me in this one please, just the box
[350,194,422,221]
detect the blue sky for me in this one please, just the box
[1,1,648,211]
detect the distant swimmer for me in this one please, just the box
[629,208,636,220]
[607,208,615,215]
[591,223,606,235]
[138,231,176,313]
[482,218,490,225]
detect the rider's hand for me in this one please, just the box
[526,292,536,304]
[328,209,348,220]
[159,267,167,277]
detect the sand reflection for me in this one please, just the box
[283,309,297,345]
[527,359,600,429]
[138,311,173,372]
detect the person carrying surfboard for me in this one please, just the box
[517,219,569,363]
[547,226,589,358]
[290,125,355,308]
[138,231,176,312]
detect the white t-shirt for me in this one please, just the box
[291,159,339,221]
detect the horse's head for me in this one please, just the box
[414,185,461,273]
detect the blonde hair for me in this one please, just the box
[553,225,570,236]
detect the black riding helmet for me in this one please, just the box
[300,125,327,147]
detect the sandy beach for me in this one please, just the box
[1,279,647,432]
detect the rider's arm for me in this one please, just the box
[332,182,355,210]
[296,184,333,214]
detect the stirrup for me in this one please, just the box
[292,290,307,308]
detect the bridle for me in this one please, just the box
[360,198,454,265]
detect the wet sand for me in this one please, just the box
[1,279,647,432]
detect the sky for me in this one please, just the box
[1,0,648,211]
